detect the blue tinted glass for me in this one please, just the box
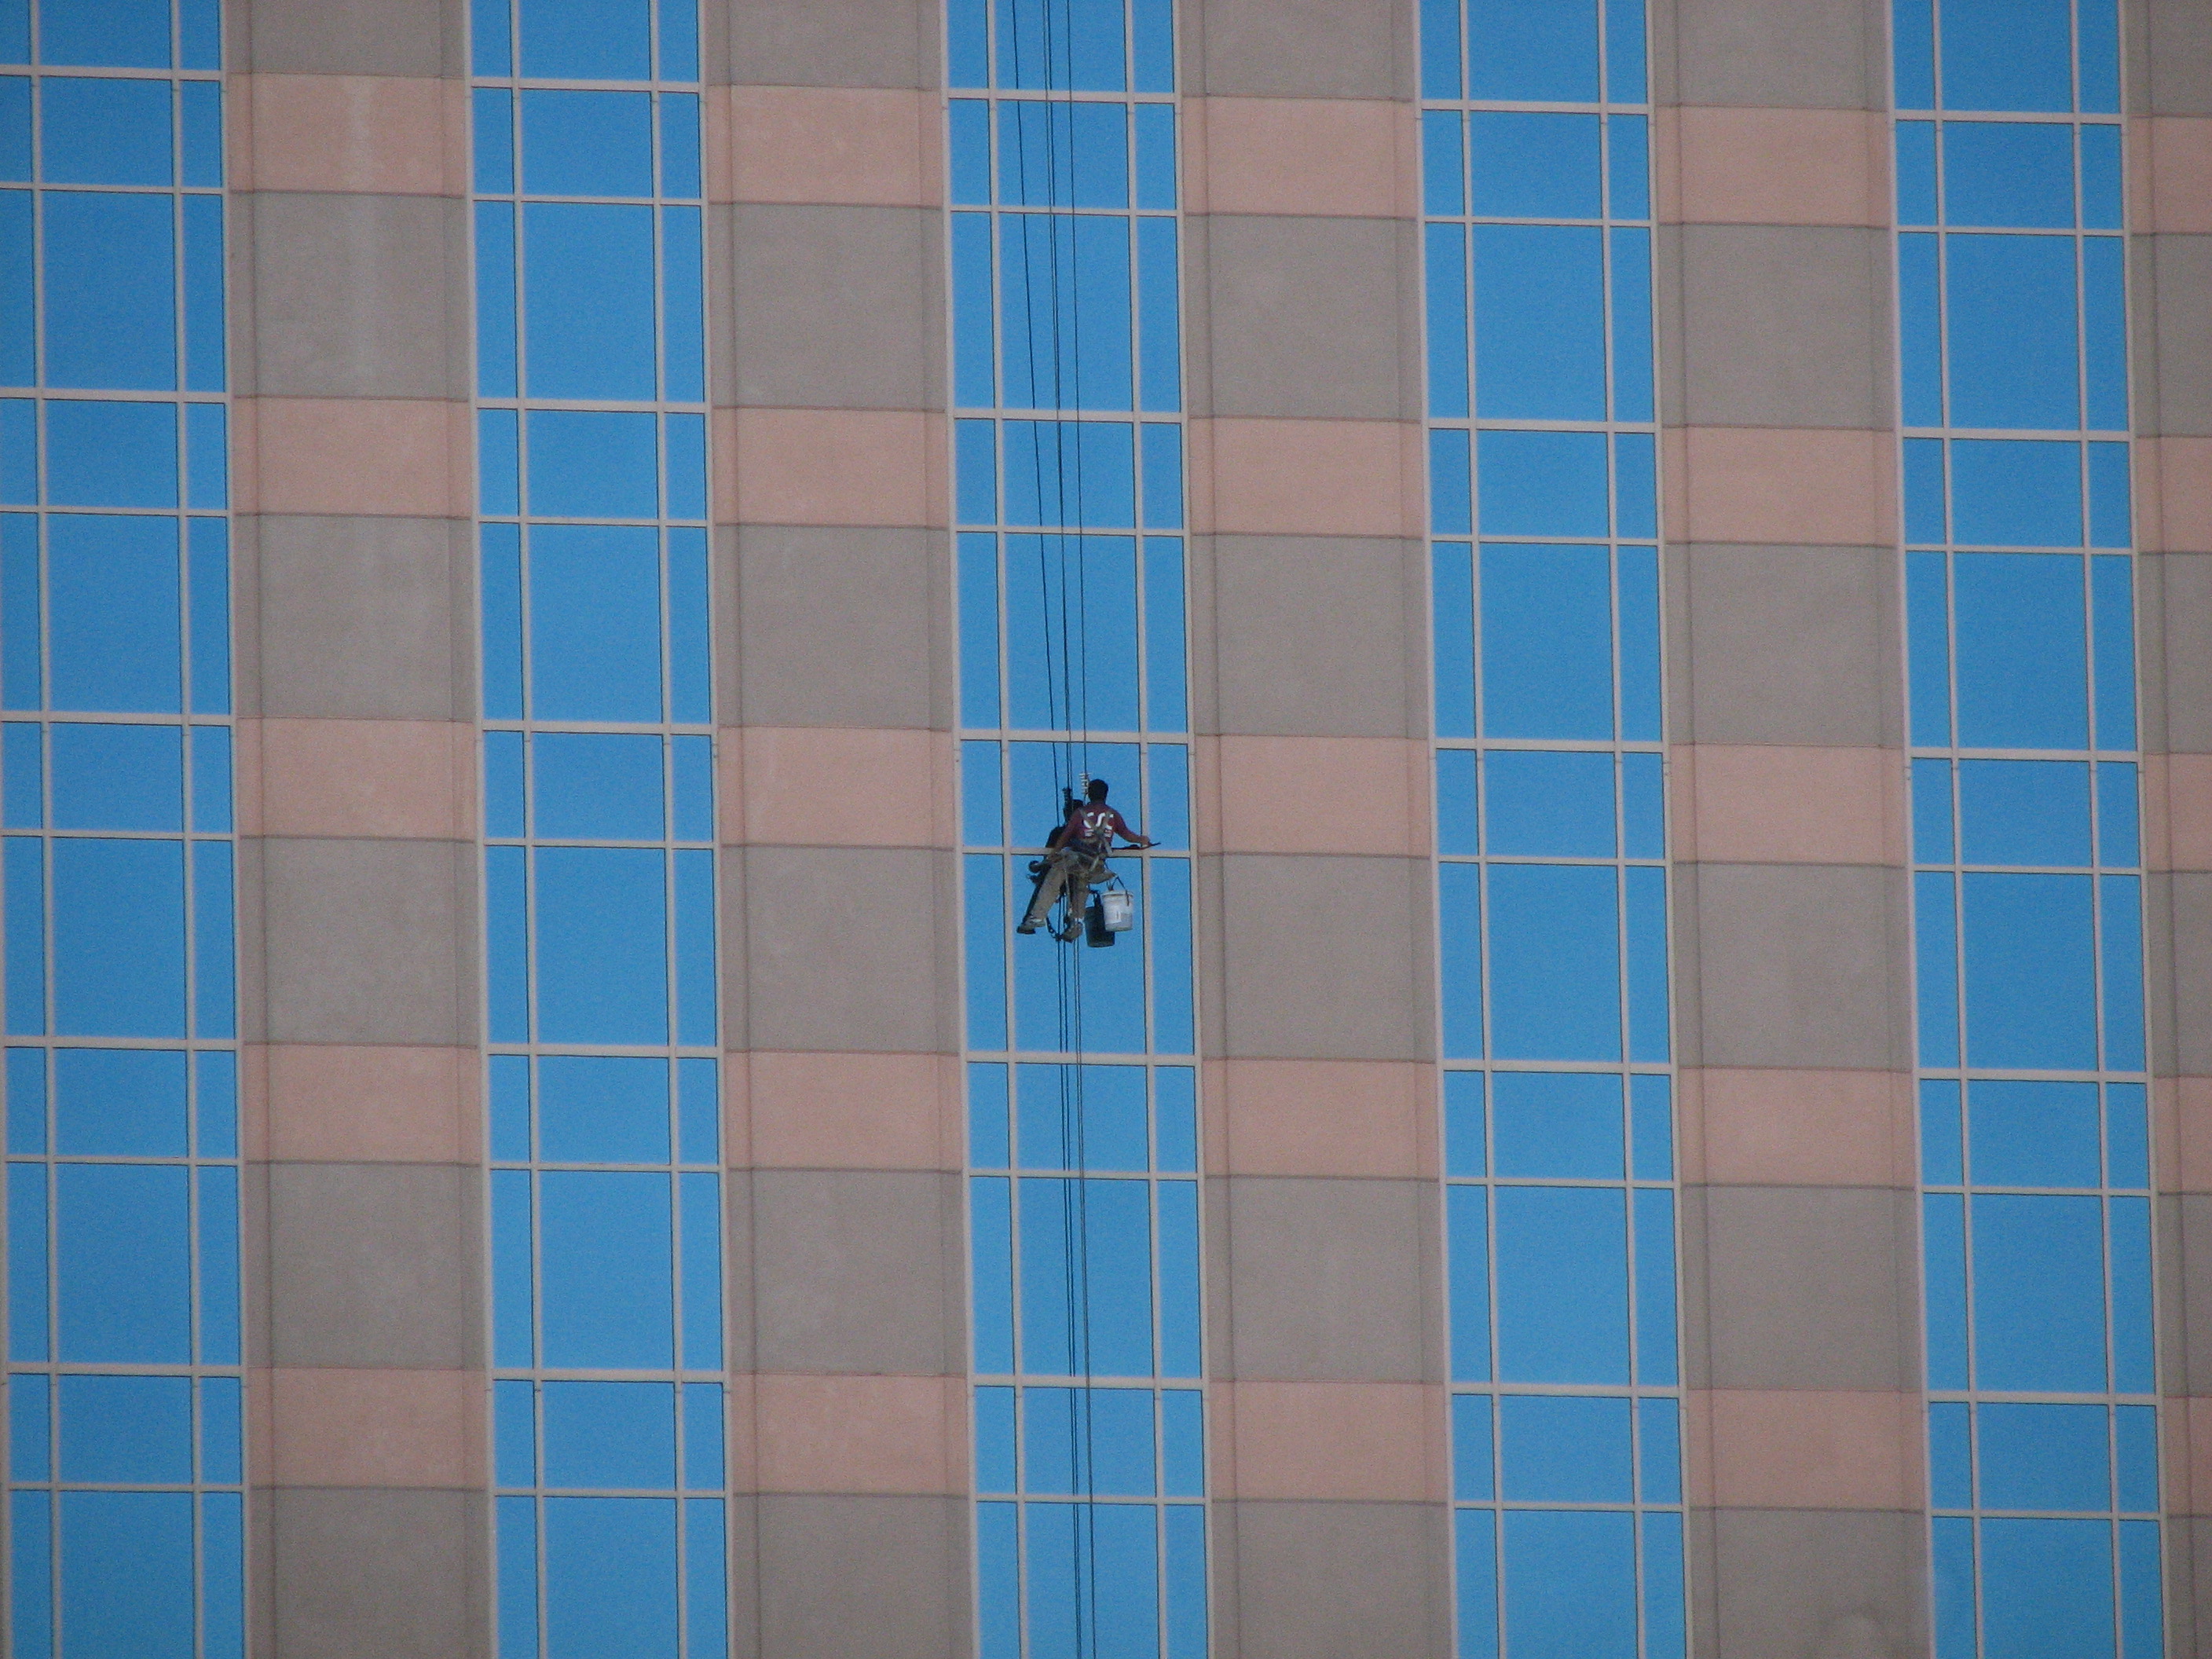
[1155,1068,1196,1172]
[1499,1395,1632,1502]
[1488,864,1619,1061]
[657,93,700,199]
[41,78,169,185]
[2087,439,2130,548]
[1472,225,1606,420]
[1000,214,1132,412]
[49,723,181,830]
[58,1374,191,1483]
[1921,1078,1964,1185]
[1423,110,1464,215]
[1468,113,1600,218]
[1961,873,2096,1070]
[1946,237,2078,430]
[1005,535,1139,730]
[1896,121,1936,223]
[1018,1176,1153,1377]
[475,201,518,397]
[1629,1074,1670,1181]
[1617,753,1662,859]
[1610,227,1653,422]
[1478,432,1609,537]
[1431,429,1471,534]
[1484,750,1613,857]
[53,838,185,1038]
[994,0,1126,90]
[1900,235,1941,426]
[1607,115,1647,218]
[2081,126,2122,229]
[1437,749,1478,856]
[5,1046,42,1152]
[2084,247,2126,435]
[1913,759,1954,864]
[1928,1401,1970,1507]
[53,1047,186,1155]
[534,847,668,1044]
[1016,1062,1148,1171]
[539,1055,669,1163]
[542,1382,676,1490]
[42,192,174,390]
[544,1499,679,1658]
[540,1170,674,1368]
[38,0,170,67]
[950,99,990,204]
[1503,1511,1635,1655]
[1968,1080,2100,1188]
[1941,123,2073,228]
[1002,423,1135,529]
[529,525,661,723]
[522,90,654,197]
[533,732,664,840]
[1495,1186,1628,1382]
[519,0,651,78]
[485,729,526,839]
[1491,1071,1621,1179]
[474,87,515,194]
[2,720,35,826]
[1957,760,2089,866]
[1024,1386,1155,1496]
[523,203,655,399]
[2091,553,2135,749]
[58,1492,195,1657]
[1134,103,1175,209]
[1972,1193,2108,1391]
[995,101,1127,208]
[527,410,657,518]
[1467,0,1600,101]
[1978,1403,2109,1512]
[56,1163,189,1361]
[46,401,176,508]
[2106,1083,2148,1190]
[969,1061,1011,1169]
[1953,553,2086,748]
[1939,0,2071,109]
[1451,1394,1494,1500]
[1980,1520,2115,1658]
[1481,544,1612,739]
[1432,229,1470,425]
[1445,1071,1485,1177]
[1952,441,2082,547]
[2116,1404,2157,1511]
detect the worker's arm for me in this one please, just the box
[1109,808,1155,848]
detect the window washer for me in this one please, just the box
[1017,777,1155,941]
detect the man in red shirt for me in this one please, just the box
[1018,777,1155,940]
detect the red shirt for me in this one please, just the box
[1057,801,1140,851]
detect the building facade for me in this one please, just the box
[2,0,2211,1655]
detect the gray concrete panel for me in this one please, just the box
[1212,1174,1440,1382]
[1682,1184,1918,1390]
[234,194,468,402]
[264,1163,481,1369]
[248,837,476,1049]
[724,526,949,731]
[1189,0,1411,100]
[723,0,939,90]
[753,1496,967,1659]
[2140,0,2212,116]
[726,845,959,1055]
[1194,216,1418,423]
[1200,535,1424,739]
[245,515,473,723]
[2164,872,2212,1077]
[1660,224,1892,431]
[1210,855,1432,1064]
[266,1489,487,1659]
[1653,0,1888,111]
[1672,862,1910,1071]
[731,204,943,412]
[1215,1500,1451,1659]
[2141,236,2212,439]
[1664,543,1902,749]
[749,1168,964,1375]
[1694,1507,1927,1659]
[240,0,461,76]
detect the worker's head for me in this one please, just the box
[1087,778,1109,801]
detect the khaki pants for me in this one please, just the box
[1023,847,1102,936]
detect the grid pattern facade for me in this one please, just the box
[0,2,243,1655]
[1417,0,1686,1652]
[1891,0,2163,1653]
[947,0,1207,1650]
[467,2,729,1654]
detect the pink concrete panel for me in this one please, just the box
[1655,108,1888,228]
[2138,117,2212,235]
[738,1050,964,1171]
[2135,436,2212,555]
[2144,753,2212,873]
[235,398,471,519]
[1203,1058,1437,1179]
[1194,418,1422,539]
[1663,427,1895,548]
[724,727,955,849]
[1210,1381,1445,1503]
[1678,1068,1915,1188]
[747,1373,965,1496]
[1196,735,1428,858]
[2168,1076,2212,1194]
[233,75,465,197]
[1185,97,1414,219]
[2175,1396,2212,1514]
[240,719,474,840]
[721,408,942,529]
[716,86,940,207]
[253,1367,481,1489]
[1684,1390,1921,1511]
[246,1044,482,1165]
[1671,745,1905,866]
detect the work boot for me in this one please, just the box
[1016,920,1038,934]
[1058,921,1083,942]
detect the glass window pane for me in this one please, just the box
[1467,0,1600,101]
[1486,864,1621,1062]
[1490,1071,1621,1180]
[1472,225,1606,420]
[1494,1186,1629,1383]
[1971,1193,2107,1392]
[1501,1511,1635,1659]
[1480,544,1613,739]
[1467,112,1600,218]
[539,1170,675,1369]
